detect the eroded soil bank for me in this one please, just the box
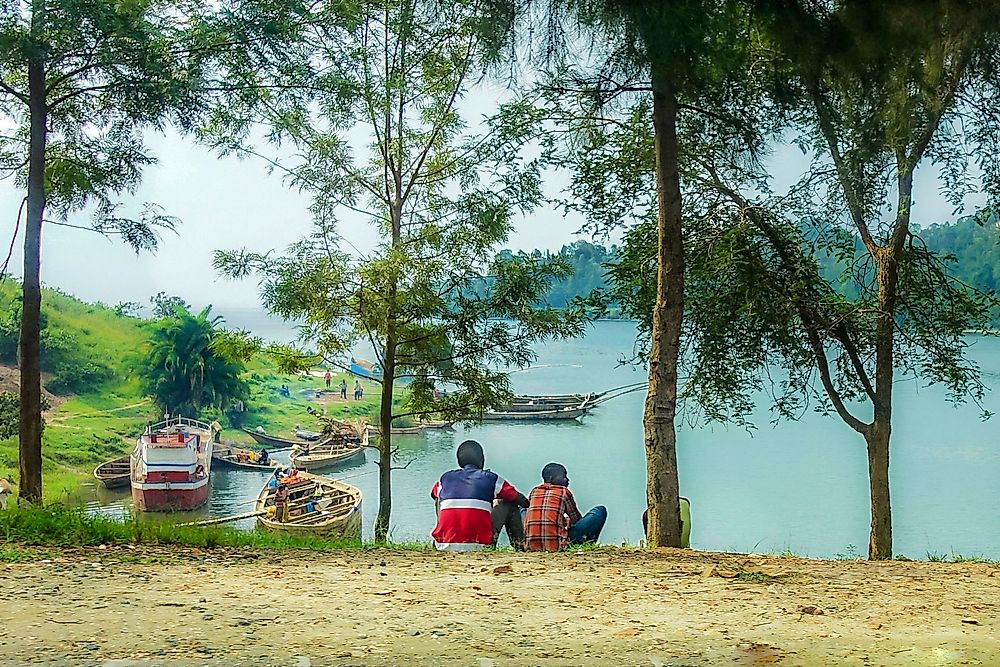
[1,546,997,666]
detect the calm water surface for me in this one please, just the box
[91,317,1000,559]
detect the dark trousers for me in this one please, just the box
[491,500,526,550]
[568,505,608,545]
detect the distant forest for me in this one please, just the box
[541,216,1000,309]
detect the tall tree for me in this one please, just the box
[0,0,201,503]
[213,0,586,541]
[739,0,1000,559]
[483,0,754,547]
[0,0,314,503]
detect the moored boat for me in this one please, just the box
[93,455,131,490]
[243,427,302,449]
[365,420,453,436]
[131,417,218,512]
[255,471,362,538]
[212,445,279,471]
[294,425,323,441]
[290,429,367,470]
[482,404,588,421]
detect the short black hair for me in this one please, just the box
[542,462,566,483]
[456,440,485,468]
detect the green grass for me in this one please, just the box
[736,570,772,583]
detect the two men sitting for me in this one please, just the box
[430,439,607,552]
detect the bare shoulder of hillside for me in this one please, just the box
[0,363,67,411]
[1,546,997,666]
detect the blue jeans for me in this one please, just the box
[568,505,607,545]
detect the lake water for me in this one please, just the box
[90,316,1000,559]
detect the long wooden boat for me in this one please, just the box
[290,429,367,470]
[93,455,131,490]
[243,427,303,449]
[294,426,323,441]
[366,420,453,436]
[212,445,280,471]
[511,393,594,406]
[482,405,587,421]
[255,472,362,538]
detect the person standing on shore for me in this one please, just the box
[354,380,363,400]
[524,462,607,551]
[340,379,348,399]
[430,440,529,551]
[324,370,332,388]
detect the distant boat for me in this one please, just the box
[294,426,323,441]
[482,405,588,421]
[255,472,362,538]
[366,420,453,435]
[349,357,382,380]
[131,417,217,512]
[93,455,131,490]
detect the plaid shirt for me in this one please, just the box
[524,483,582,552]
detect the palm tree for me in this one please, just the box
[141,306,247,418]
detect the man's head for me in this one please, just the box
[456,440,485,469]
[541,462,569,487]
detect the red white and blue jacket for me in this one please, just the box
[430,465,520,551]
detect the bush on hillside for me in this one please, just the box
[0,391,50,440]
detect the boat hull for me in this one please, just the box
[94,455,131,490]
[243,428,300,449]
[482,407,586,421]
[131,478,211,512]
[290,446,365,471]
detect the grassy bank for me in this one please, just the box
[0,505,406,552]
[0,284,388,501]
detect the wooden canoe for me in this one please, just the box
[212,446,280,471]
[93,455,131,490]
[255,472,362,539]
[294,426,323,441]
[290,429,367,470]
[482,405,587,421]
[366,420,453,436]
[242,428,303,449]
[510,393,594,407]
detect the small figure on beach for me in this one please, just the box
[324,370,332,388]
[430,440,529,551]
[354,380,363,401]
[524,463,606,551]
[340,379,347,399]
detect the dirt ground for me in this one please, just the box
[1,546,998,666]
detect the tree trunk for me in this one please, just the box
[643,67,684,548]
[864,420,892,560]
[373,335,396,542]
[18,44,47,505]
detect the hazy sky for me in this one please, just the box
[0,81,982,311]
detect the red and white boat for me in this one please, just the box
[130,416,219,512]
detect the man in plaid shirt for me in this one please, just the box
[524,462,607,551]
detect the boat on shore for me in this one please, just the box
[255,471,362,538]
[212,445,279,471]
[130,417,218,512]
[294,425,323,441]
[243,427,306,449]
[290,428,367,470]
[482,405,588,421]
[93,456,131,490]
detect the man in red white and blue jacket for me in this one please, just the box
[430,440,529,551]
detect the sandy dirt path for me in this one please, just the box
[1,546,998,666]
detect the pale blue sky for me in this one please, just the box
[0,85,982,310]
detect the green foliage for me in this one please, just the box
[149,292,190,319]
[140,306,248,417]
[0,391,49,440]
